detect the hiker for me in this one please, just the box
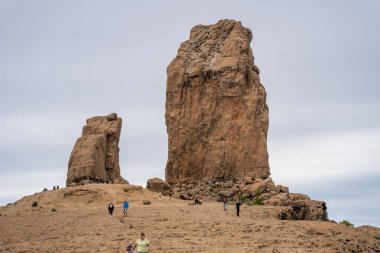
[169,191,172,200]
[108,202,115,217]
[53,185,56,190]
[158,192,162,199]
[123,200,129,217]
[126,243,136,253]
[134,232,150,253]
[56,185,59,189]
[235,199,242,217]
[223,196,227,211]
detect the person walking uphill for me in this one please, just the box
[123,200,129,217]
[235,199,242,217]
[134,232,150,253]
[108,202,115,217]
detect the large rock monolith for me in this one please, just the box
[66,113,128,186]
[165,19,270,184]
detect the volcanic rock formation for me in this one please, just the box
[163,19,328,221]
[165,19,269,184]
[66,113,127,186]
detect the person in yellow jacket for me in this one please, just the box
[133,232,150,253]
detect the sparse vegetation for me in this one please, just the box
[253,192,264,205]
[374,236,380,241]
[237,195,245,202]
[245,200,254,206]
[51,208,56,212]
[226,193,264,206]
[339,220,354,228]
[227,200,234,205]
[32,201,38,207]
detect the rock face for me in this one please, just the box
[66,113,128,186]
[165,19,270,184]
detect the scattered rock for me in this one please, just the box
[248,177,275,196]
[66,113,128,187]
[280,186,289,193]
[143,200,151,205]
[180,194,191,200]
[275,194,328,221]
[244,177,254,185]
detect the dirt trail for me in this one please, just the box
[0,184,379,252]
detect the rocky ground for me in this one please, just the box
[0,184,379,253]
[149,177,328,221]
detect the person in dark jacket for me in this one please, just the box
[108,202,115,217]
[235,199,242,217]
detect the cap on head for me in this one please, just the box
[126,244,133,250]
[141,232,145,236]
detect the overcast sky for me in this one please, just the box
[0,0,379,227]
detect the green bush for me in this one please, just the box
[253,192,264,205]
[245,200,254,206]
[339,220,354,228]
[32,201,38,207]
[374,236,380,241]
[237,195,245,203]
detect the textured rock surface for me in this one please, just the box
[165,19,270,184]
[146,178,172,193]
[66,113,128,186]
[168,177,328,221]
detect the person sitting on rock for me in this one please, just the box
[194,197,202,205]
[108,202,115,217]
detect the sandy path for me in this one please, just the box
[0,184,379,253]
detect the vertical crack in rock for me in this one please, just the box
[165,19,270,184]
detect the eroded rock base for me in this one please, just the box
[165,177,328,221]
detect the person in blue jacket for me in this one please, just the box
[123,200,129,217]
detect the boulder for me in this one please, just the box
[66,113,128,186]
[244,177,254,185]
[271,193,328,221]
[165,19,270,184]
[180,193,192,200]
[280,186,289,193]
[218,188,236,198]
[143,200,151,205]
[248,177,275,196]
[146,178,172,193]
